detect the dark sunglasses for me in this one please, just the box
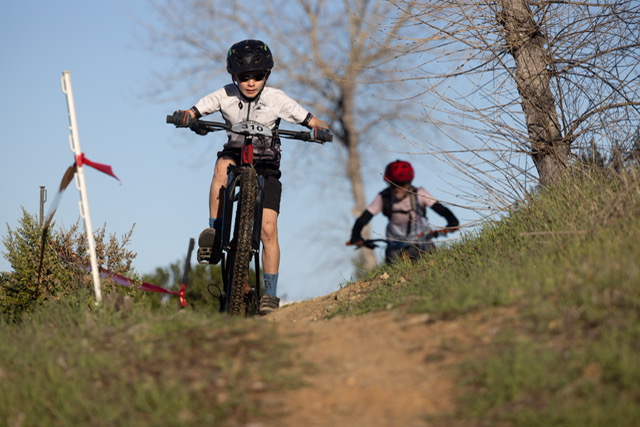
[237,72,267,82]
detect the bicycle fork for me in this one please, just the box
[218,166,265,313]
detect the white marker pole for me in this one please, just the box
[61,71,102,304]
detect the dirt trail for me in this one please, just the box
[258,283,501,426]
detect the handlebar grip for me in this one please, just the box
[166,115,175,124]
[315,128,333,143]
[321,130,333,142]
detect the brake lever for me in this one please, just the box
[189,124,210,135]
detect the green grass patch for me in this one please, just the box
[0,301,297,426]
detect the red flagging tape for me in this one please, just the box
[76,153,120,182]
[96,267,187,307]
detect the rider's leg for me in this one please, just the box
[385,247,402,264]
[261,207,280,278]
[259,207,281,314]
[258,174,282,314]
[208,156,236,220]
[198,156,235,263]
[386,241,411,264]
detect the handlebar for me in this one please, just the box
[345,238,387,249]
[166,115,228,129]
[346,227,457,249]
[166,115,333,144]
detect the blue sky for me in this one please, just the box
[0,1,475,302]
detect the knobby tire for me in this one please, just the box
[228,167,258,316]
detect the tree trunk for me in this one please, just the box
[497,0,570,186]
[340,82,378,271]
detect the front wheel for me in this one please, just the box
[227,167,258,316]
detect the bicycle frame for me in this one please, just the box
[167,115,332,316]
[218,128,267,315]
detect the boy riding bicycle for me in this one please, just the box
[349,160,459,263]
[171,39,329,314]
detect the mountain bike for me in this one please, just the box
[167,115,332,316]
[346,227,455,264]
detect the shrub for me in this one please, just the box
[1,208,139,322]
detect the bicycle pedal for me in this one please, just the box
[197,247,213,264]
[198,247,223,265]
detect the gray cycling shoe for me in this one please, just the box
[197,228,221,264]
[259,295,280,315]
[198,227,216,247]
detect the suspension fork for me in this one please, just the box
[220,168,238,252]
[251,174,265,305]
[252,175,265,250]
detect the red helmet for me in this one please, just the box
[384,160,414,184]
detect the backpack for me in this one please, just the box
[380,186,425,219]
[380,186,429,238]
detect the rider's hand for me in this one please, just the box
[313,127,332,142]
[349,231,363,246]
[348,238,376,249]
[172,110,196,127]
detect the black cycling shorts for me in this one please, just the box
[217,148,282,213]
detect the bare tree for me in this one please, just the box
[145,0,431,270]
[388,0,640,191]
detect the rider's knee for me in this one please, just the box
[213,158,235,180]
[261,221,277,242]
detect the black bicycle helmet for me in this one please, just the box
[226,39,274,75]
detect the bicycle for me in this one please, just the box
[346,227,455,264]
[166,115,332,316]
